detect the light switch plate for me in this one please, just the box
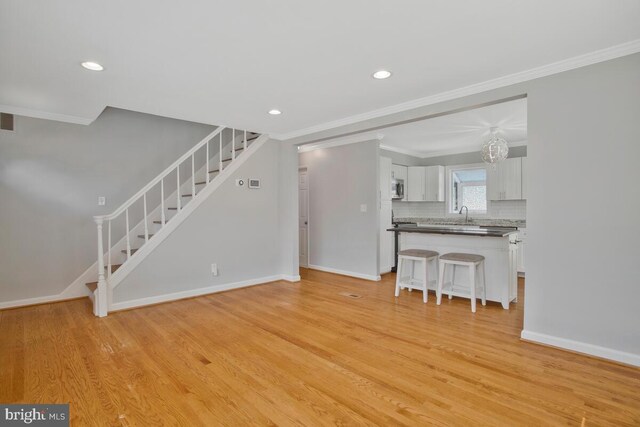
[360,204,367,212]
[98,196,106,206]
[211,263,218,276]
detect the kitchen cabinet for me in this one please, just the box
[517,228,527,273]
[425,166,445,201]
[380,157,392,202]
[391,164,407,182]
[407,166,444,201]
[521,157,528,200]
[379,157,393,273]
[379,200,393,273]
[407,167,425,201]
[487,157,522,200]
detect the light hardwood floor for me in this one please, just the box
[1,269,639,426]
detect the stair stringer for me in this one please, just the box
[105,134,270,309]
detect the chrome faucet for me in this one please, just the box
[459,205,469,223]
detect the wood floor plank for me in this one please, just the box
[1,269,639,426]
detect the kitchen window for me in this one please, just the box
[447,165,487,214]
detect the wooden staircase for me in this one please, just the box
[86,128,263,316]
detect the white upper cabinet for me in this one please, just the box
[407,166,444,201]
[391,164,407,182]
[380,157,392,201]
[487,157,522,200]
[521,157,528,200]
[425,166,445,202]
[407,167,425,201]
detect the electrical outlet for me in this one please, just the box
[360,204,367,213]
[98,196,106,206]
[211,263,218,276]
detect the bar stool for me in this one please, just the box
[395,249,439,303]
[436,253,486,312]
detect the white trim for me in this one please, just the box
[0,285,90,310]
[110,274,291,311]
[281,274,301,282]
[381,140,527,159]
[521,330,640,368]
[308,264,381,281]
[0,104,96,125]
[297,132,383,153]
[107,135,270,291]
[272,39,640,141]
[379,144,425,158]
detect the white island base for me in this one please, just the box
[398,231,518,309]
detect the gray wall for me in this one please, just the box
[380,146,527,167]
[524,54,640,358]
[292,53,640,363]
[0,108,213,302]
[113,140,293,302]
[277,141,300,278]
[299,140,380,279]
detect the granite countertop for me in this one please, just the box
[388,224,518,238]
[393,217,526,228]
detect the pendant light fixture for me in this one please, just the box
[481,127,509,166]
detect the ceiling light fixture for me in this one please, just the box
[81,61,104,71]
[481,127,509,167]
[372,70,392,79]
[268,109,282,115]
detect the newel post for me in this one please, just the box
[94,217,108,317]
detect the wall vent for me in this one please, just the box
[1,113,14,131]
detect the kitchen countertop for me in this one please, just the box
[388,224,518,237]
[393,217,526,228]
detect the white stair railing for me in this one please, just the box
[91,126,259,316]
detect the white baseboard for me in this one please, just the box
[521,330,640,367]
[110,274,291,312]
[0,278,91,310]
[308,264,381,281]
[281,274,301,282]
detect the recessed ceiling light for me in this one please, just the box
[268,109,282,115]
[81,61,104,71]
[372,70,392,79]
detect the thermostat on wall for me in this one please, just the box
[248,179,261,189]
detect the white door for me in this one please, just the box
[299,169,309,268]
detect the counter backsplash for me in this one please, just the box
[393,217,526,228]
[392,199,526,228]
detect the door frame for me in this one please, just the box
[298,166,310,268]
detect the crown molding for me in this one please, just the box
[379,144,425,158]
[297,131,383,153]
[273,39,640,141]
[381,140,527,159]
[0,104,96,125]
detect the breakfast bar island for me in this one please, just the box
[389,225,520,309]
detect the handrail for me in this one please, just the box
[93,126,225,221]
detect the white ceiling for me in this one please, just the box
[379,98,527,158]
[1,1,639,138]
